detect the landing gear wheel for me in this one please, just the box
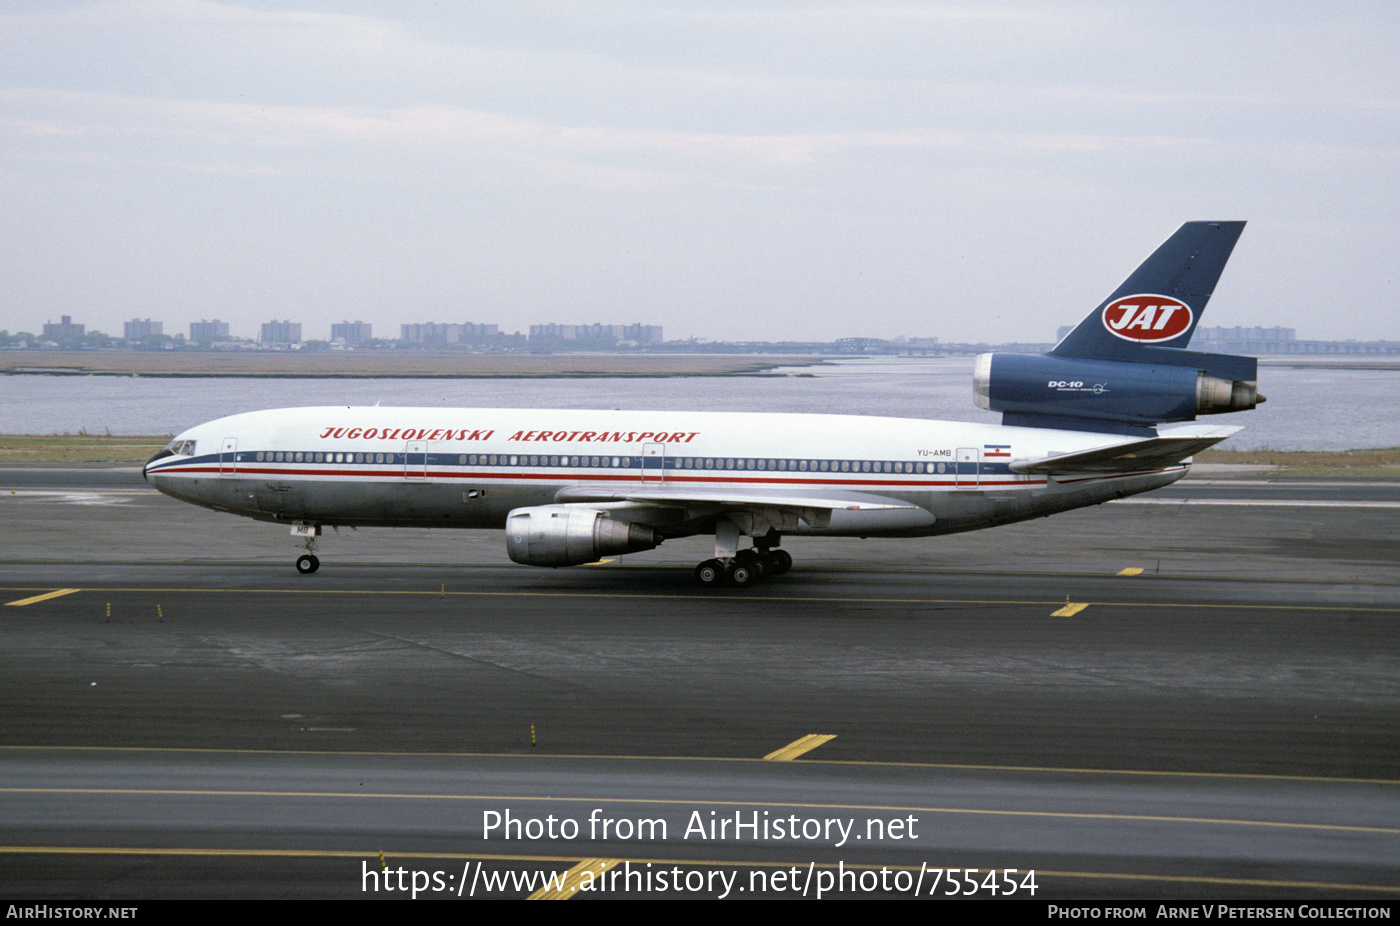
[296,554,320,574]
[768,549,793,576]
[694,559,725,587]
[726,561,756,588]
[735,548,768,580]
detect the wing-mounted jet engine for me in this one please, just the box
[506,505,659,566]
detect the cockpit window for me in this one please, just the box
[165,439,197,456]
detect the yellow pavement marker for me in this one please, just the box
[529,858,621,900]
[763,734,837,761]
[1052,596,1089,617]
[1117,567,1144,576]
[5,589,81,607]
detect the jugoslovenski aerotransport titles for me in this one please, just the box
[145,221,1263,588]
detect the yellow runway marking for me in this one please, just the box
[1117,567,1144,576]
[4,744,1397,787]
[764,734,836,761]
[2,585,1397,615]
[1052,601,1088,617]
[7,743,1395,787]
[5,588,81,607]
[529,857,620,899]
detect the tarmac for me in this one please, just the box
[1,464,1397,899]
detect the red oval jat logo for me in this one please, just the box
[1101,294,1194,342]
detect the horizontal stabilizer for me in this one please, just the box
[1009,425,1240,475]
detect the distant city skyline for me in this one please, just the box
[14,313,1393,354]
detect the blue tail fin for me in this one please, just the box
[1053,221,1246,360]
[972,221,1261,436]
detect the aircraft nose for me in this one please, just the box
[144,448,174,482]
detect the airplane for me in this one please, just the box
[144,221,1262,587]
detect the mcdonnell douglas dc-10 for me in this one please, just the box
[145,221,1262,587]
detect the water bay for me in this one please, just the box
[2,357,1395,452]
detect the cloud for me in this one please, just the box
[0,2,1397,341]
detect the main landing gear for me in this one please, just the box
[694,521,793,588]
[693,547,793,588]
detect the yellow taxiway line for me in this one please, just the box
[528,858,621,900]
[5,588,81,607]
[764,734,837,761]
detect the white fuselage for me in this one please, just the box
[144,406,1187,539]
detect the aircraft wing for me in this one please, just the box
[1009,425,1240,475]
[558,485,916,510]
[554,485,931,532]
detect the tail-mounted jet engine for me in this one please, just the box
[972,352,1262,434]
[506,505,659,566]
[972,222,1265,436]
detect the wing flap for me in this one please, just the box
[1009,425,1239,475]
[555,486,932,532]
[555,485,919,511]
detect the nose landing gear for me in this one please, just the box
[292,523,321,574]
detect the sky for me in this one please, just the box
[1,1,1396,344]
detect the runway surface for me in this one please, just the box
[1,465,1398,899]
